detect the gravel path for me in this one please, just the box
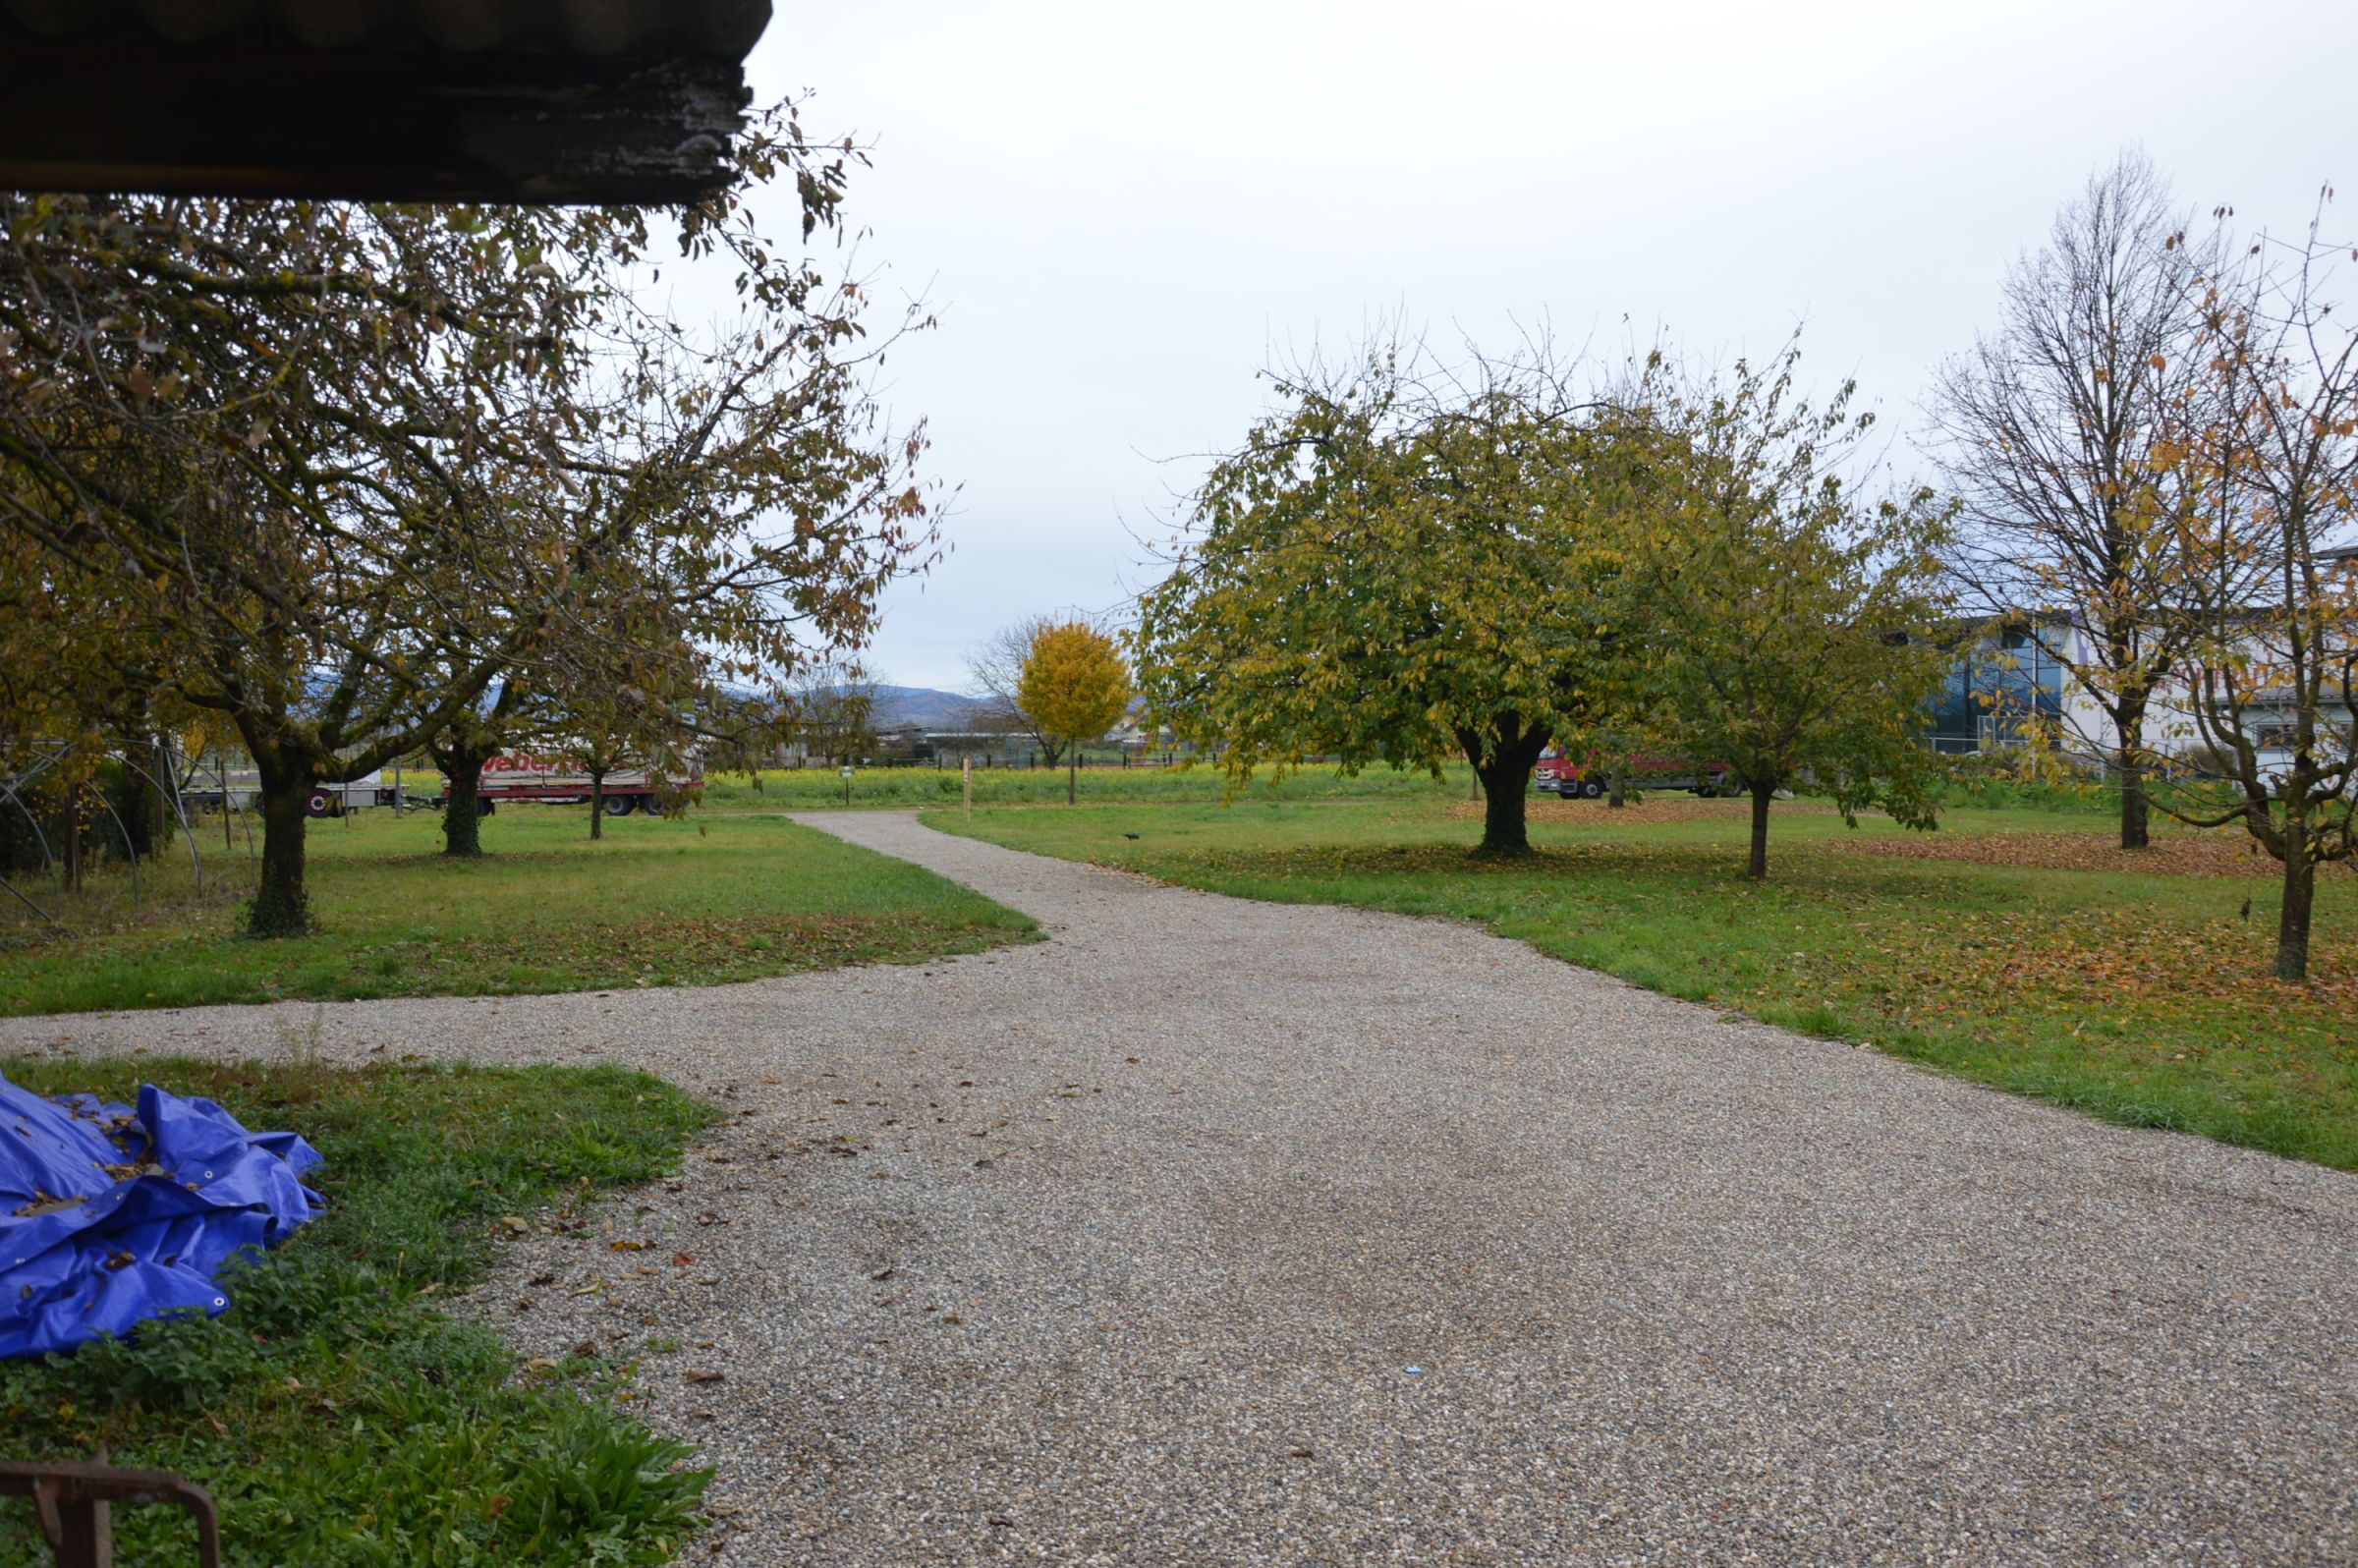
[5,810,2355,1564]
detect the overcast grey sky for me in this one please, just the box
[746,1,2351,693]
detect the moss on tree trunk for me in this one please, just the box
[437,741,489,859]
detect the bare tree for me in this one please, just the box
[1929,149,2225,849]
[2163,204,2358,981]
[784,662,880,766]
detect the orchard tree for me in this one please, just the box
[0,102,940,933]
[1134,341,1635,857]
[563,683,692,841]
[1017,621,1132,804]
[1635,347,1953,878]
[2162,206,2358,981]
[543,602,702,841]
[1929,150,2225,849]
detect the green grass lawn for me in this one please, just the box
[0,1056,716,1566]
[0,807,1034,1016]
[929,794,2358,1169]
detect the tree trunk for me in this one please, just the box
[2274,848,2315,982]
[1476,765,1530,856]
[1747,779,1775,879]
[117,744,157,859]
[590,769,606,840]
[2116,708,2150,850]
[249,763,314,936]
[1466,723,1548,859]
[1607,768,1627,810]
[2118,768,2150,850]
[438,742,488,858]
[1067,753,1077,806]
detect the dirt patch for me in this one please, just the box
[1846,827,2345,880]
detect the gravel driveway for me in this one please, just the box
[5,810,2354,1565]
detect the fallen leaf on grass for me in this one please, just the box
[1847,827,2344,881]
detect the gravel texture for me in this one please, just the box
[4,809,2355,1565]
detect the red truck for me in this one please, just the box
[1533,746,1740,799]
[441,752,702,817]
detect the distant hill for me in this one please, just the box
[870,685,990,731]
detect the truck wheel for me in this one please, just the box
[477,799,495,816]
[306,791,338,818]
[602,795,637,817]
[1579,778,1605,800]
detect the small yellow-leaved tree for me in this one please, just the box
[1017,622,1133,804]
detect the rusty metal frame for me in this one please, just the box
[0,1459,220,1568]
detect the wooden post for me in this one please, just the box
[962,754,973,817]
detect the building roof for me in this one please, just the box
[0,0,770,202]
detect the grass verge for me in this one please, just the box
[1,810,1034,1016]
[930,796,2358,1169]
[0,1055,718,1565]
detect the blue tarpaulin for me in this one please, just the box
[1,1075,323,1358]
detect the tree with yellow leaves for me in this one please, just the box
[1017,622,1132,805]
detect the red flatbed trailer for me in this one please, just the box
[440,752,702,817]
[1533,746,1739,798]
